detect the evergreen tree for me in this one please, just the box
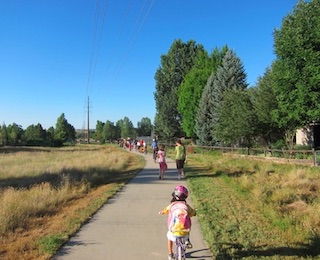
[210,50,248,143]
[195,72,216,145]
[54,113,75,143]
[65,123,76,142]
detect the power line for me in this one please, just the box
[83,0,109,133]
[94,0,134,100]
[94,0,156,110]
[113,0,156,80]
[85,0,101,99]
[82,0,156,128]
[88,0,109,96]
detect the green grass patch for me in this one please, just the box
[37,234,67,255]
[185,152,320,259]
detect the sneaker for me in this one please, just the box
[168,253,175,260]
[185,239,193,249]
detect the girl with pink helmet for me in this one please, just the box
[159,185,196,260]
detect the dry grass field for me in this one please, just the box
[2,144,320,259]
[0,145,144,260]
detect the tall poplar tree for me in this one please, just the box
[154,39,204,141]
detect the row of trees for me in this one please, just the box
[0,114,76,146]
[154,0,320,149]
[0,114,153,146]
[94,117,152,143]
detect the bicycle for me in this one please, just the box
[175,236,187,260]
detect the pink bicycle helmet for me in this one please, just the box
[173,185,189,200]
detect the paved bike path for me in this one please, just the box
[53,150,213,259]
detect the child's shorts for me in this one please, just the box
[159,162,167,171]
[167,231,189,242]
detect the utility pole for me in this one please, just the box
[87,96,90,144]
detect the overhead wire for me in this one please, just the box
[83,0,109,128]
[113,0,156,80]
[94,0,134,101]
[111,0,150,80]
[94,0,156,111]
[82,0,101,128]
[88,0,109,96]
[93,0,139,109]
[84,0,100,101]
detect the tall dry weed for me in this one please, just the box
[0,181,87,235]
[0,188,28,234]
[230,158,320,236]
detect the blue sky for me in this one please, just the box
[0,0,298,130]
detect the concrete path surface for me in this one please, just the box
[53,149,213,260]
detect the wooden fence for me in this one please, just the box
[163,142,319,166]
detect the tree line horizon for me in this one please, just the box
[1,1,320,149]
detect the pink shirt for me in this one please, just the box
[157,150,166,163]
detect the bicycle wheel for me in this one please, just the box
[177,246,182,260]
[175,237,186,260]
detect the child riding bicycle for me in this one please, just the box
[159,185,196,260]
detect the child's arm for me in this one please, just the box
[187,204,197,217]
[159,206,170,215]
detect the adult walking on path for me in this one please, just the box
[53,149,212,259]
[175,138,187,179]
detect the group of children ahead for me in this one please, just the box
[152,138,186,180]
